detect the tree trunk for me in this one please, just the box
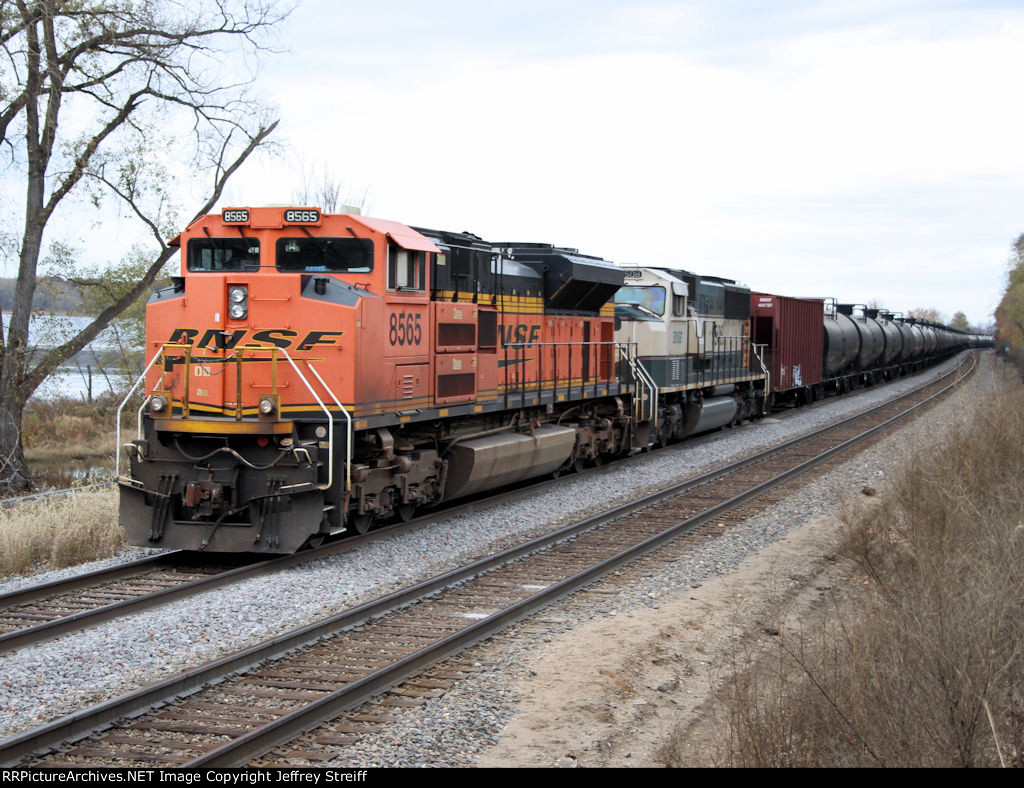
[0,386,30,493]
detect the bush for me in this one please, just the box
[21,392,130,462]
[0,490,124,577]
[702,372,1024,767]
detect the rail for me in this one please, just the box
[3,353,976,767]
[277,347,349,496]
[618,343,658,429]
[751,342,771,405]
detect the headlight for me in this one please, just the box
[258,397,276,415]
[150,394,168,413]
[227,285,248,320]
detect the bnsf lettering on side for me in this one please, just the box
[498,323,541,346]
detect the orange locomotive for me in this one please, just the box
[118,206,637,552]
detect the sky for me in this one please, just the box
[15,0,1024,328]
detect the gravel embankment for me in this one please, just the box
[0,356,978,746]
[316,357,992,768]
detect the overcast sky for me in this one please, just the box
[60,1,1024,326]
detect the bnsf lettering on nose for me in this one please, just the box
[168,328,342,351]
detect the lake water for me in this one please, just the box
[2,312,140,401]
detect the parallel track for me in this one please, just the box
[0,352,976,767]
[2,355,948,653]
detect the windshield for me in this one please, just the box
[276,237,373,273]
[187,238,260,272]
[614,285,666,316]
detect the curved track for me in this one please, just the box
[0,352,976,767]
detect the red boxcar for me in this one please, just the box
[750,292,824,405]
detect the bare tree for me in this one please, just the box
[0,0,288,490]
[291,160,371,214]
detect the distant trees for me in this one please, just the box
[995,233,1024,369]
[291,161,371,214]
[907,307,946,324]
[950,311,970,332]
[0,0,288,491]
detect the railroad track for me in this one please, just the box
[0,352,905,654]
[0,352,976,767]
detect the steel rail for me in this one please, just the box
[0,351,975,767]
[0,353,971,655]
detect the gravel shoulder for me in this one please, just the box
[476,359,986,768]
[474,512,850,767]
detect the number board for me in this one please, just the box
[222,209,250,223]
[284,209,320,224]
[389,312,423,347]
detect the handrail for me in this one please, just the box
[751,342,771,410]
[617,343,658,432]
[115,347,165,481]
[118,344,347,497]
[274,347,340,493]
[300,356,352,501]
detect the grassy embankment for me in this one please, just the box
[0,491,122,578]
[672,364,1024,767]
[1,395,127,578]
[22,393,121,465]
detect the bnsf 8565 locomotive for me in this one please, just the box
[117,206,770,552]
[118,206,983,553]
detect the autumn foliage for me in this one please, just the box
[995,233,1024,371]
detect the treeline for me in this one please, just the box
[0,277,88,314]
[995,234,1024,370]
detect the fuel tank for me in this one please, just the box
[443,424,577,500]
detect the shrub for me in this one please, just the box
[696,370,1024,767]
[0,490,124,577]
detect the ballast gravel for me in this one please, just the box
[0,356,977,754]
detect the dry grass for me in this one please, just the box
[685,371,1024,767]
[0,489,124,578]
[22,393,128,462]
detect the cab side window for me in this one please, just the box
[388,244,426,291]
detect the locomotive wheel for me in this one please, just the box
[574,455,586,473]
[397,503,416,523]
[351,514,374,535]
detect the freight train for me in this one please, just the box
[116,206,988,553]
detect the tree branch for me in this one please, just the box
[23,118,279,395]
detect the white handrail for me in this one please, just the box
[276,348,343,493]
[115,347,165,481]
[301,357,352,500]
[619,344,658,432]
[751,342,771,412]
